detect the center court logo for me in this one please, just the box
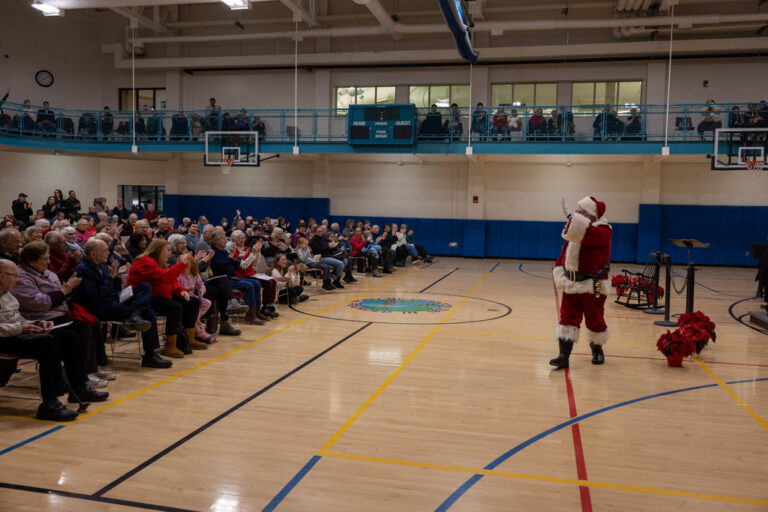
[348,298,451,314]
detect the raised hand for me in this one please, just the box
[561,198,572,219]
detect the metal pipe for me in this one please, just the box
[133,13,768,45]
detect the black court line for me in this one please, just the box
[729,297,768,335]
[93,322,373,498]
[419,267,460,293]
[0,481,197,512]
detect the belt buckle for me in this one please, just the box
[569,270,576,281]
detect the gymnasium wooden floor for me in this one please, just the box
[0,257,766,511]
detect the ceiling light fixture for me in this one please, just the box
[31,2,62,16]
[220,0,249,10]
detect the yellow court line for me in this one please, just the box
[695,356,768,432]
[440,330,768,354]
[0,267,423,425]
[322,451,768,507]
[317,266,496,455]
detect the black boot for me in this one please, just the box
[69,385,109,403]
[322,278,336,291]
[589,342,605,365]
[333,278,345,289]
[142,353,173,368]
[218,320,241,336]
[549,338,573,369]
[36,399,78,421]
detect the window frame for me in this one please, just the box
[571,80,644,114]
[334,85,397,111]
[490,82,559,108]
[408,84,470,109]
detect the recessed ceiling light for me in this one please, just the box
[31,2,62,16]
[220,0,249,10]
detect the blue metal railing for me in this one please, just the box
[0,100,763,145]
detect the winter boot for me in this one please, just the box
[549,338,573,369]
[589,342,605,365]
[162,334,185,358]
[186,328,208,350]
[322,278,336,291]
[244,307,266,325]
[219,320,241,336]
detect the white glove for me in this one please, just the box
[561,198,572,219]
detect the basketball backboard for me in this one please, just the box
[204,131,260,167]
[712,128,767,171]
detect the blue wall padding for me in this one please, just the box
[462,220,486,257]
[636,204,662,263]
[164,195,767,265]
[657,205,768,267]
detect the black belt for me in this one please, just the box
[564,265,610,282]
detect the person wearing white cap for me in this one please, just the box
[550,196,612,369]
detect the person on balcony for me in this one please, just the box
[100,106,114,138]
[491,106,508,141]
[471,102,488,140]
[36,101,56,133]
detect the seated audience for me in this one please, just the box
[209,229,266,326]
[0,259,103,421]
[177,254,217,344]
[36,101,56,133]
[127,239,207,358]
[491,107,508,140]
[229,230,278,319]
[12,241,113,387]
[310,225,354,287]
[60,227,83,254]
[471,103,487,140]
[0,228,21,262]
[12,193,33,227]
[43,196,60,220]
[296,237,334,291]
[111,199,129,221]
[22,226,43,245]
[270,254,307,304]
[350,227,382,277]
[75,239,171,368]
[142,203,159,227]
[45,230,81,282]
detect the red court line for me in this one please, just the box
[571,352,768,368]
[564,368,593,512]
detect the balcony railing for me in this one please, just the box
[0,101,764,145]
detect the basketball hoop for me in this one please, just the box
[745,160,765,179]
[218,158,234,175]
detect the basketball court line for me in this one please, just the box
[0,481,197,512]
[0,266,423,426]
[436,377,768,510]
[93,322,373,498]
[0,425,65,456]
[263,264,498,510]
[564,368,592,512]
[318,451,768,508]
[695,356,768,431]
[419,267,460,293]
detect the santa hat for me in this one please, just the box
[577,196,606,220]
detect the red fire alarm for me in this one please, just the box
[472,195,479,203]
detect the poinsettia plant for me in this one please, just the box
[656,329,697,358]
[677,311,717,353]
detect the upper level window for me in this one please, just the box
[335,86,396,110]
[409,85,469,109]
[490,83,558,108]
[572,81,643,113]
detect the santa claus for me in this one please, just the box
[550,196,612,369]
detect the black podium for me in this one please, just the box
[653,239,709,327]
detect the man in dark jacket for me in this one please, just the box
[11,193,33,226]
[74,239,171,368]
[309,225,353,287]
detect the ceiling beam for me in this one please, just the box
[103,36,768,69]
[278,0,319,27]
[110,6,171,33]
[353,0,401,40]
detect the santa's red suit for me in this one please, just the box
[551,196,611,368]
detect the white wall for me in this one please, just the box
[2,149,765,225]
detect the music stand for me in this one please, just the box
[669,239,709,314]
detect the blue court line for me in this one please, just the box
[0,425,66,456]
[489,262,500,273]
[435,377,768,511]
[262,455,322,511]
[518,263,551,280]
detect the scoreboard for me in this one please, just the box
[347,104,416,145]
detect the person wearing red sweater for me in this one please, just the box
[127,239,206,358]
[550,196,612,369]
[349,227,381,277]
[142,202,160,227]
